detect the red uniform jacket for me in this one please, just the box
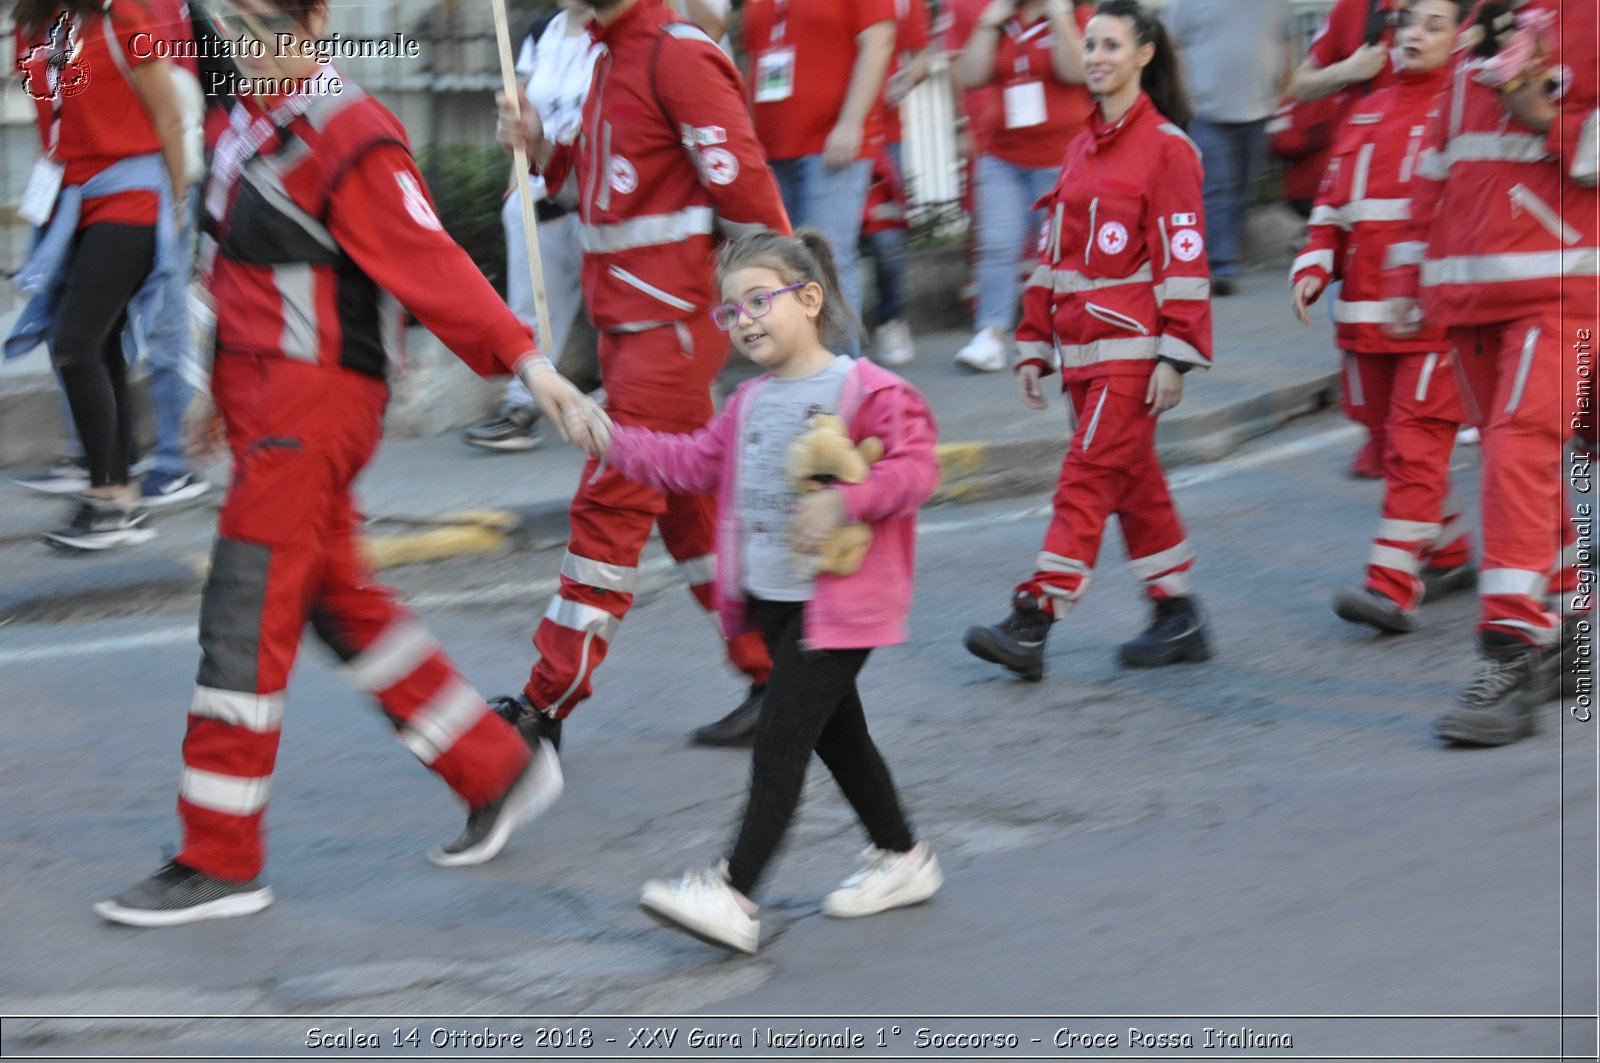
[1016,93,1212,381]
[208,72,534,380]
[1292,67,1450,355]
[1388,0,1598,326]
[542,0,791,332]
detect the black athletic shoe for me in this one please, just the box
[462,408,542,452]
[964,591,1054,682]
[1434,632,1549,746]
[1419,563,1477,604]
[690,683,766,747]
[1545,615,1589,702]
[43,499,156,552]
[94,860,273,927]
[488,693,563,753]
[429,739,564,867]
[1119,596,1212,667]
[1333,587,1416,634]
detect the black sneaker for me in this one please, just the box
[690,683,765,748]
[139,471,211,509]
[94,860,272,927]
[12,459,89,495]
[1546,615,1589,702]
[462,408,542,452]
[488,693,563,752]
[428,738,564,867]
[1333,587,1416,634]
[1419,563,1477,604]
[42,499,156,551]
[964,591,1054,682]
[1435,632,1548,746]
[1119,596,1212,667]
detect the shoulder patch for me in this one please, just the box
[1157,122,1203,163]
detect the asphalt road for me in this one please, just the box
[1,413,1595,1061]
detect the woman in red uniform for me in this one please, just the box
[963,0,1213,682]
[93,0,611,926]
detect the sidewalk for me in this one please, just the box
[0,266,1336,620]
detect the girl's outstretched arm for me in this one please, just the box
[608,402,738,497]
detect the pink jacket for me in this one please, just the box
[607,358,940,649]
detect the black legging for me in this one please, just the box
[725,598,915,897]
[50,222,155,489]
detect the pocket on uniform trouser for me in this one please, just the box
[217,436,336,548]
[1069,375,1159,469]
[598,319,726,430]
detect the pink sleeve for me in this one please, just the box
[836,385,941,524]
[608,404,737,497]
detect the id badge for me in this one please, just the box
[19,157,65,227]
[754,47,796,103]
[1003,80,1047,129]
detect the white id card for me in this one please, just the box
[754,47,796,103]
[19,157,66,227]
[1003,81,1047,130]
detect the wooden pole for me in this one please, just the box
[490,0,555,356]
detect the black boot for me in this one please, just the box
[1419,563,1477,604]
[1119,596,1211,667]
[488,693,563,753]
[963,591,1054,682]
[1434,631,1549,746]
[1333,586,1416,634]
[691,683,765,748]
[1545,614,1590,702]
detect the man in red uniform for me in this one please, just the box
[1392,0,1598,745]
[94,0,609,927]
[496,0,791,749]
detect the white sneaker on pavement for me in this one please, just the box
[639,863,759,953]
[874,320,917,367]
[822,842,943,918]
[953,329,1008,372]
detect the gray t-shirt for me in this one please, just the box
[738,357,853,601]
[1164,0,1292,124]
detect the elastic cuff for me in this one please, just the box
[1158,356,1194,375]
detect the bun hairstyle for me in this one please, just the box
[715,228,862,352]
[1093,0,1195,130]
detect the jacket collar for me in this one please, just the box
[1393,63,1448,98]
[590,0,665,45]
[1090,92,1153,151]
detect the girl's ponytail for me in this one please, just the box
[716,228,863,352]
[1095,0,1194,130]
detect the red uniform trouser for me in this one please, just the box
[1353,349,1473,610]
[1342,350,1391,460]
[1450,313,1579,645]
[180,356,530,882]
[1020,373,1194,614]
[525,317,770,719]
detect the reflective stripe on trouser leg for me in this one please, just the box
[1112,385,1193,602]
[1546,524,1592,618]
[1025,380,1120,612]
[1128,539,1196,599]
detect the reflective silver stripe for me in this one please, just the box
[1157,214,1171,270]
[1385,241,1426,269]
[1156,334,1206,367]
[1036,551,1090,576]
[678,554,716,587]
[608,265,696,311]
[1449,61,1467,140]
[1057,336,1158,368]
[1333,299,1393,325]
[1479,568,1548,597]
[1085,197,1098,261]
[1149,570,1193,596]
[1081,387,1109,451]
[180,767,270,815]
[1352,143,1375,201]
[1369,544,1421,574]
[1291,249,1334,276]
[1416,148,1450,181]
[1415,352,1439,402]
[1575,109,1598,187]
[561,551,638,593]
[1486,617,1560,645]
[343,620,438,694]
[1343,197,1410,224]
[190,687,285,733]
[1509,183,1580,245]
[545,596,621,642]
[1050,203,1064,263]
[1154,277,1210,303]
[274,264,319,362]
[1448,131,1551,165]
[1025,264,1053,291]
[398,679,486,766]
[1157,122,1202,162]
[1345,356,1365,406]
[1129,540,1194,579]
[1038,265,1154,294]
[581,206,715,253]
[664,22,713,43]
[1507,326,1539,414]
[1039,582,1087,610]
[1016,340,1054,365]
[240,161,336,251]
[1421,249,1600,286]
[1308,204,1348,230]
[1376,518,1440,542]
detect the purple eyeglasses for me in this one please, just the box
[711,282,806,331]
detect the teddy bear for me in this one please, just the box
[784,413,884,577]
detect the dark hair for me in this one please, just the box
[715,229,861,352]
[258,0,325,29]
[1093,0,1194,130]
[13,0,114,34]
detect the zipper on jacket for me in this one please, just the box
[583,51,610,219]
[1084,301,1151,335]
[1399,125,1425,184]
[609,265,696,311]
[1051,202,1064,264]
[1084,197,1099,263]
[597,121,615,212]
[1508,183,1580,245]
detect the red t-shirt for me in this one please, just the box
[1305,0,1402,93]
[743,0,898,161]
[878,0,933,147]
[944,0,1093,169]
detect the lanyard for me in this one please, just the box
[207,67,338,221]
[1005,19,1049,80]
[770,0,789,46]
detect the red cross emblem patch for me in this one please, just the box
[1171,228,1204,263]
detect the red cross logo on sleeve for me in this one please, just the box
[1171,227,1204,263]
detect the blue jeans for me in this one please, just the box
[1187,117,1269,280]
[770,154,872,354]
[865,143,908,324]
[974,154,1059,334]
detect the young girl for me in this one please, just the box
[591,230,943,954]
[963,0,1213,682]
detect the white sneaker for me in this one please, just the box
[1456,425,1481,446]
[953,329,1008,372]
[639,864,759,953]
[874,320,917,367]
[822,842,943,918]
